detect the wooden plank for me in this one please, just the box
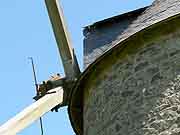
[45,0,80,79]
[0,87,63,135]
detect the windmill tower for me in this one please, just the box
[1,0,180,135]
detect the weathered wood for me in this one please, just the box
[0,87,63,135]
[45,0,80,79]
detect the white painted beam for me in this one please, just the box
[45,0,80,79]
[0,87,63,135]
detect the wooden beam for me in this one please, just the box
[45,0,80,80]
[0,87,63,135]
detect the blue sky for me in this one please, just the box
[0,0,153,134]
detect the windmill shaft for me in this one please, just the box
[0,87,63,135]
[45,0,80,79]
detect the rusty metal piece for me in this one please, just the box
[33,73,75,112]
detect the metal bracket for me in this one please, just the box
[33,73,76,112]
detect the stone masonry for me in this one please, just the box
[84,30,180,135]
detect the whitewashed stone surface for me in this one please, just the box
[84,31,180,135]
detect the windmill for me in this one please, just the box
[0,0,81,134]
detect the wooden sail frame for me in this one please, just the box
[45,0,81,80]
[0,0,81,134]
[0,87,63,135]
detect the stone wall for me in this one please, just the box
[84,30,180,135]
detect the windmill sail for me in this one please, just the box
[0,87,63,135]
[0,1,81,134]
[45,0,81,80]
